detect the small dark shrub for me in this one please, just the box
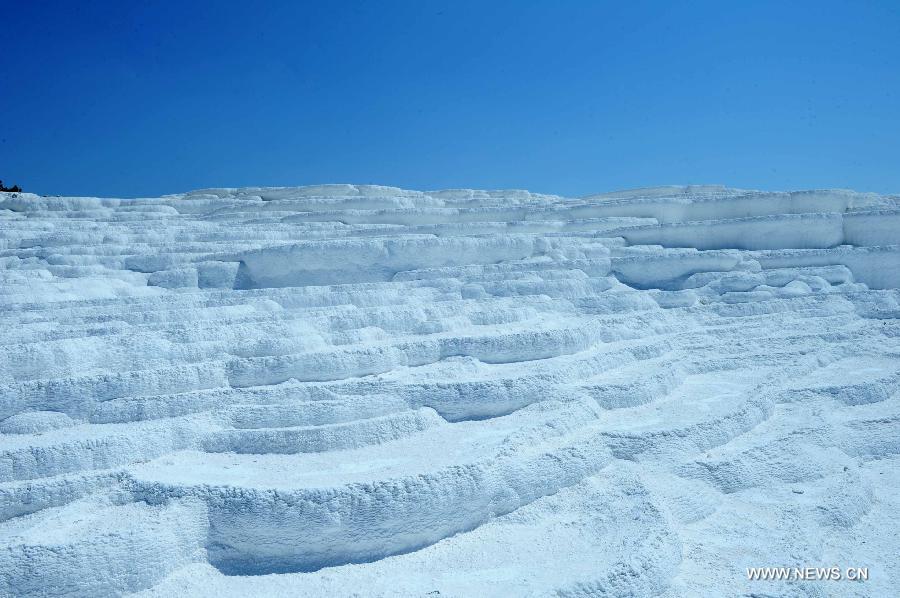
[0,180,22,193]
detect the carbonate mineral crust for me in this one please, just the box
[0,184,898,597]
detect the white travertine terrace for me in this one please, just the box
[0,184,898,596]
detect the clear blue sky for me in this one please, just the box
[2,0,899,198]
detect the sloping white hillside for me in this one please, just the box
[0,185,898,596]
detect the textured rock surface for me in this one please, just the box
[0,184,898,596]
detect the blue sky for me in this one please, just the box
[2,0,899,197]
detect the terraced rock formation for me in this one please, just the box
[1,184,898,596]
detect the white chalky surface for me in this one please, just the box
[1,184,898,596]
